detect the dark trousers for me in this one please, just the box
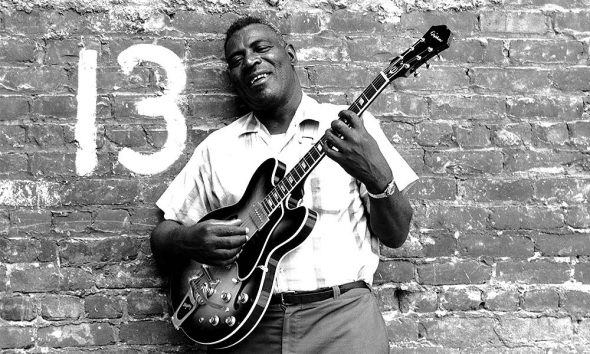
[210,287,389,354]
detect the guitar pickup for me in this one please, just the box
[249,202,269,230]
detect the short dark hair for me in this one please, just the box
[224,16,285,49]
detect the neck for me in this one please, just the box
[253,89,302,135]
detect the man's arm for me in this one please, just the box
[322,110,413,248]
[150,219,248,273]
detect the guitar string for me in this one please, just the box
[258,43,438,216]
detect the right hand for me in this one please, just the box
[175,219,248,266]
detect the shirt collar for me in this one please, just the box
[237,93,320,138]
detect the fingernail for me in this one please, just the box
[245,227,249,234]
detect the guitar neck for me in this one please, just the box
[258,61,402,215]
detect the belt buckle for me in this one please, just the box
[279,291,296,305]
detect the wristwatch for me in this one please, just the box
[367,179,397,199]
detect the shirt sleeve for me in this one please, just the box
[361,111,419,192]
[155,143,216,226]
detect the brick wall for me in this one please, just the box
[1,0,589,351]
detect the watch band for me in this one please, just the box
[367,179,397,199]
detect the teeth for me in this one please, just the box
[250,73,268,85]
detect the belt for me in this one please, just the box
[270,280,369,306]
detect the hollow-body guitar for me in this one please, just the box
[169,25,452,349]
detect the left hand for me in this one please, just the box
[323,110,393,194]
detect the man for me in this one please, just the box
[151,16,418,353]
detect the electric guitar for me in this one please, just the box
[169,25,452,349]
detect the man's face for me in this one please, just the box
[225,24,298,111]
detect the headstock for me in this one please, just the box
[385,25,452,80]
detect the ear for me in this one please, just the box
[285,43,298,66]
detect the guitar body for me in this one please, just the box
[169,158,317,348]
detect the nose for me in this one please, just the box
[244,52,262,67]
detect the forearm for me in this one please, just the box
[368,188,413,248]
[150,220,188,273]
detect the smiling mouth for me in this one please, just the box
[249,73,269,86]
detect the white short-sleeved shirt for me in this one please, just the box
[156,93,418,292]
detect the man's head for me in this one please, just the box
[224,16,300,112]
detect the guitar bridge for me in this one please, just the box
[171,266,218,330]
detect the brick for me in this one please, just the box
[105,125,148,148]
[27,124,66,148]
[41,295,83,320]
[444,39,486,64]
[425,150,503,175]
[414,205,488,231]
[187,94,242,119]
[440,287,483,311]
[119,320,189,345]
[535,233,590,256]
[406,178,456,201]
[462,179,533,202]
[294,34,347,63]
[569,121,590,147]
[553,68,590,92]
[171,11,239,34]
[346,36,414,63]
[31,96,77,119]
[104,39,185,65]
[59,266,96,291]
[417,260,491,285]
[60,179,141,205]
[566,206,590,228]
[575,262,590,283]
[507,96,582,120]
[0,66,69,94]
[92,209,131,232]
[30,153,76,177]
[53,210,92,233]
[0,38,37,63]
[373,260,414,284]
[420,231,456,257]
[555,11,590,32]
[328,10,397,34]
[534,178,590,203]
[454,124,491,148]
[401,11,479,36]
[0,264,6,292]
[490,206,563,230]
[59,237,141,265]
[0,237,55,263]
[415,121,454,147]
[268,11,322,35]
[0,295,36,321]
[491,123,531,147]
[308,64,376,89]
[379,234,424,259]
[484,288,520,311]
[37,323,115,347]
[0,153,27,175]
[129,207,161,233]
[9,263,61,292]
[495,317,572,344]
[379,121,415,146]
[420,317,500,347]
[395,67,469,92]
[0,180,62,207]
[397,289,438,313]
[0,125,26,149]
[430,95,506,121]
[0,326,35,349]
[480,11,549,34]
[187,38,225,61]
[458,232,534,258]
[385,317,420,342]
[504,150,581,173]
[0,96,29,121]
[496,260,571,284]
[85,294,123,319]
[531,123,569,147]
[45,39,83,65]
[94,261,163,289]
[522,288,559,312]
[368,92,429,118]
[470,67,550,94]
[373,287,399,312]
[126,290,167,317]
[96,67,153,94]
[3,10,45,34]
[510,39,584,64]
[187,66,231,91]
